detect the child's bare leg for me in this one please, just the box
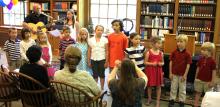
[194,92,201,107]
[156,86,161,107]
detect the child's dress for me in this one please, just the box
[74,43,91,75]
[41,47,55,77]
[145,50,163,86]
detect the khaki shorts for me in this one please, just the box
[194,79,210,92]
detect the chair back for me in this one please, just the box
[0,70,20,102]
[50,80,106,107]
[9,71,56,107]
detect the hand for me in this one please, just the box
[88,61,92,68]
[115,60,121,68]
[157,62,163,66]
[208,82,214,88]
[152,62,157,66]
[169,74,173,81]
[181,75,187,82]
[104,62,108,68]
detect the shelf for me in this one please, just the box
[53,10,68,12]
[179,29,214,33]
[178,16,215,19]
[141,1,175,4]
[141,13,174,17]
[179,2,216,5]
[140,25,173,30]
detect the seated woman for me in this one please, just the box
[108,59,148,107]
[54,45,101,97]
[20,45,49,88]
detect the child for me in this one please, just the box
[37,32,55,79]
[74,28,91,74]
[108,19,128,71]
[124,32,145,71]
[20,28,36,65]
[59,26,75,70]
[168,34,192,107]
[88,25,108,90]
[3,28,21,71]
[144,37,164,107]
[194,42,216,107]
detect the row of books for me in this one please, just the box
[179,5,214,17]
[140,16,174,29]
[53,2,69,11]
[195,32,212,44]
[141,4,174,15]
[179,0,215,3]
[140,28,170,39]
[30,3,49,11]
[177,19,212,31]
[142,0,175,2]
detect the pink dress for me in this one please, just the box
[145,50,163,87]
[41,47,55,77]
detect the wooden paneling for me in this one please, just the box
[163,34,195,56]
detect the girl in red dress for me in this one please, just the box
[144,37,164,107]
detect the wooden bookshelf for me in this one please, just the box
[136,0,220,44]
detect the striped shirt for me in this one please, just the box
[3,39,21,61]
[124,45,146,71]
[59,38,75,60]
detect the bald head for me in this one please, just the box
[33,3,41,14]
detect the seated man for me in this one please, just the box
[54,45,101,98]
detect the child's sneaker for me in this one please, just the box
[168,100,174,107]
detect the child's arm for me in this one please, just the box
[104,43,109,68]
[144,51,157,66]
[209,69,216,87]
[182,64,190,82]
[87,45,91,68]
[195,67,199,79]
[169,61,173,80]
[20,42,28,61]
[48,44,53,65]
[158,52,164,66]
[135,64,148,88]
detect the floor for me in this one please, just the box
[2,67,219,107]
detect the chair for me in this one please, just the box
[0,70,20,107]
[9,71,57,107]
[50,80,107,107]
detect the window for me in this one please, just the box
[3,1,28,26]
[90,0,137,33]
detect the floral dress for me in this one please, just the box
[74,42,92,75]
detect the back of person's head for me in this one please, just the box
[26,45,42,63]
[118,58,137,105]
[21,28,31,40]
[64,45,82,73]
[111,19,124,32]
[201,42,215,54]
[176,34,188,43]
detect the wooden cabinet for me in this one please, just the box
[136,0,220,44]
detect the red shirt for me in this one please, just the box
[170,49,192,76]
[197,56,216,82]
[108,32,128,68]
